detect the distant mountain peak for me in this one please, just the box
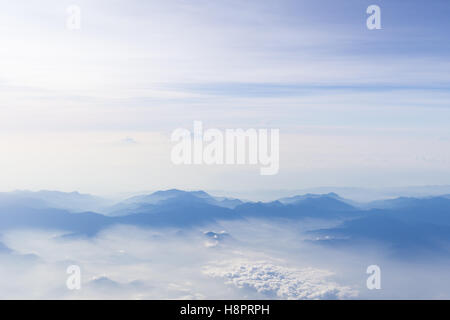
[150,189,211,198]
[107,189,243,216]
[0,190,109,213]
[278,192,344,205]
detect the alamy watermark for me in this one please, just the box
[66,5,81,30]
[367,5,381,30]
[171,121,280,175]
[66,265,81,290]
[366,265,381,290]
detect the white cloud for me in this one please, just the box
[204,260,358,300]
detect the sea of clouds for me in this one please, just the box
[0,218,449,299]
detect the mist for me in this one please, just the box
[1,217,449,299]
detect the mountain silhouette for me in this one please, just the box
[310,196,450,257]
[107,189,243,216]
[0,189,449,257]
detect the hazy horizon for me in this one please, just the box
[3,184,450,203]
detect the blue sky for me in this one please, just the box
[0,0,449,195]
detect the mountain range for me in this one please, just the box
[0,189,449,257]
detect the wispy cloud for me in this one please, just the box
[0,0,449,192]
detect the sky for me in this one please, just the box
[0,0,449,196]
